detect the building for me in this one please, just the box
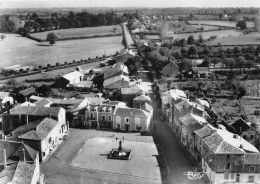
[121,85,148,105]
[160,36,173,43]
[0,140,43,184]
[133,94,151,108]
[230,119,260,151]
[116,51,135,63]
[189,67,210,78]
[179,113,207,156]
[0,92,14,111]
[255,10,260,32]
[198,129,260,184]
[15,118,61,162]
[2,106,67,135]
[55,71,84,88]
[103,75,130,89]
[85,100,126,129]
[114,107,152,132]
[162,60,179,79]
[18,87,36,102]
[103,63,128,80]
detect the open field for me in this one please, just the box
[0,33,124,69]
[188,20,255,28]
[41,129,162,184]
[207,32,260,45]
[30,25,122,40]
[174,30,242,40]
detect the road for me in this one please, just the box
[151,93,208,184]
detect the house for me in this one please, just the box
[121,85,148,105]
[162,60,179,79]
[2,106,67,135]
[160,36,173,43]
[18,87,36,102]
[85,100,126,129]
[191,59,204,66]
[103,75,130,89]
[188,67,210,78]
[103,63,128,80]
[0,140,43,184]
[198,129,260,184]
[230,119,260,150]
[75,81,93,90]
[114,107,152,132]
[34,99,52,107]
[116,51,135,63]
[179,113,207,156]
[0,92,14,111]
[16,118,61,162]
[55,71,84,88]
[29,96,43,103]
[133,94,151,108]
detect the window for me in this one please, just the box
[236,174,240,182]
[108,108,112,113]
[225,163,231,170]
[125,117,129,123]
[250,135,254,140]
[224,172,229,180]
[248,176,254,183]
[49,137,52,143]
[108,116,112,121]
[90,113,94,119]
[135,118,140,124]
[102,115,106,121]
[243,135,247,139]
[231,173,234,179]
[250,166,255,173]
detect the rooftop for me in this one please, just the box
[121,85,146,95]
[62,71,84,81]
[103,63,128,80]
[133,94,151,102]
[115,107,150,119]
[34,98,52,107]
[0,92,10,99]
[11,161,36,184]
[179,113,207,132]
[19,87,36,97]
[10,106,62,117]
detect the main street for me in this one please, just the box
[150,92,208,184]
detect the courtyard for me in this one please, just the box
[41,129,163,184]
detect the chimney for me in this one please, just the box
[26,114,29,124]
[3,149,7,170]
[233,134,238,139]
[18,148,26,162]
[211,129,217,134]
[240,144,244,149]
[34,125,38,131]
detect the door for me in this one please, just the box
[236,174,240,182]
[117,124,120,130]
[125,124,130,132]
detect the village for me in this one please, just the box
[1,3,260,184]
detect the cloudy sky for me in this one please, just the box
[0,0,259,9]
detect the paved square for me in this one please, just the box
[70,137,161,180]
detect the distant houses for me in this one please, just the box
[162,60,179,79]
[18,87,36,102]
[55,70,84,88]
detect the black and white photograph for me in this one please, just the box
[0,0,260,183]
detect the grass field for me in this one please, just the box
[188,20,255,28]
[174,30,242,40]
[30,25,122,40]
[207,32,260,45]
[0,33,124,69]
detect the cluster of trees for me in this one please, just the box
[21,11,125,33]
[0,15,15,33]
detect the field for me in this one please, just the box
[0,33,124,69]
[188,20,255,28]
[30,25,122,40]
[207,32,260,45]
[174,30,242,40]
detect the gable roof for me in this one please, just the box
[29,95,43,102]
[140,102,153,113]
[179,113,206,132]
[164,60,179,69]
[10,106,62,117]
[194,124,216,138]
[11,161,36,184]
[62,71,84,81]
[192,67,209,73]
[204,129,259,154]
[19,87,36,97]
[103,75,129,88]
[133,94,151,102]
[0,92,10,99]
[103,63,128,80]
[34,98,52,107]
[19,118,59,141]
[121,85,146,95]
[169,89,187,100]
[115,107,150,119]
[231,119,252,134]
[46,97,86,105]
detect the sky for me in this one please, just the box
[0,0,259,9]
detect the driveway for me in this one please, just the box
[151,92,208,184]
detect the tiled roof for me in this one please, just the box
[231,119,251,134]
[46,98,85,105]
[29,95,43,102]
[75,81,93,88]
[196,98,210,108]
[10,106,62,117]
[11,161,36,184]
[244,153,260,164]
[121,85,145,95]
[103,75,129,88]
[115,107,149,118]
[204,129,259,154]
[85,97,105,105]
[140,102,153,113]
[19,87,36,97]
[103,63,128,80]
[19,118,58,141]
[62,71,84,81]
[0,92,10,99]
[133,95,151,102]
[169,89,187,100]
[192,67,209,72]
[174,100,192,111]
[19,101,35,107]
[179,113,206,132]
[194,125,215,138]
[34,99,52,107]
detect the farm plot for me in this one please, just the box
[188,20,255,28]
[207,32,260,45]
[30,25,122,40]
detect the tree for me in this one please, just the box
[219,13,224,20]
[56,62,60,66]
[211,57,221,68]
[89,69,94,76]
[1,34,6,41]
[187,35,195,45]
[237,84,246,99]
[188,46,197,57]
[5,78,18,87]
[233,46,241,56]
[179,58,192,71]
[46,32,58,45]
[38,65,42,69]
[36,84,51,97]
[197,34,204,43]
[236,20,247,30]
[47,64,51,68]
[236,56,246,71]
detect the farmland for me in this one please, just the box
[30,25,122,40]
[188,20,255,28]
[0,33,124,69]
[207,32,260,45]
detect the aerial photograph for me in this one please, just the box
[0,0,260,183]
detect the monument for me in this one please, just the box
[108,140,132,160]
